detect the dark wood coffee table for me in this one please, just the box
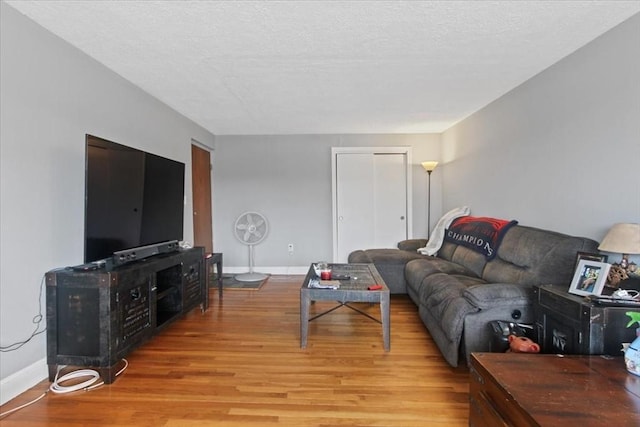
[300,263,390,351]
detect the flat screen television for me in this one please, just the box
[84,134,185,263]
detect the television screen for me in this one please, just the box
[84,135,185,263]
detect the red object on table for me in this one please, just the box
[320,270,332,280]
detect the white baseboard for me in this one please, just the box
[0,358,48,405]
[223,266,309,275]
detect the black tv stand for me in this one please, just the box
[45,247,206,383]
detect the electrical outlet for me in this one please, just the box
[288,243,294,253]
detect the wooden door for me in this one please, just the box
[191,144,213,253]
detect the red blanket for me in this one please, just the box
[444,216,518,260]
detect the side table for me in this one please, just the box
[534,284,639,355]
[205,253,223,310]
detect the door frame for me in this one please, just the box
[331,146,413,262]
[191,140,214,253]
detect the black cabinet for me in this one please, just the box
[533,284,639,355]
[46,247,206,383]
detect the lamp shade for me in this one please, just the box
[598,223,640,254]
[421,161,438,172]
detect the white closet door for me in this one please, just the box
[333,149,410,263]
[373,153,407,248]
[335,153,375,262]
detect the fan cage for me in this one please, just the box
[233,211,269,282]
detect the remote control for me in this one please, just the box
[591,297,640,307]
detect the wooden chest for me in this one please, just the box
[469,353,640,426]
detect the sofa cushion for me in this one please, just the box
[438,242,488,278]
[348,248,425,294]
[405,257,480,292]
[397,239,428,251]
[463,283,533,310]
[417,272,484,343]
[348,248,424,266]
[482,225,600,286]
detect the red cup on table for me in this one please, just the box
[317,262,331,280]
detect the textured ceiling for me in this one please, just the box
[5,1,640,135]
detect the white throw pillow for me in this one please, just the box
[418,206,471,256]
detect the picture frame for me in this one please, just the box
[573,251,608,271]
[568,260,611,297]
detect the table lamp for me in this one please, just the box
[598,223,640,285]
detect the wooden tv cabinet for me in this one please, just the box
[45,247,206,383]
[469,353,640,426]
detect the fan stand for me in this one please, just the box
[235,244,268,282]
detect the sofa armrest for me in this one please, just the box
[397,239,428,252]
[463,283,534,310]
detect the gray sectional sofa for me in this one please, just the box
[348,224,599,367]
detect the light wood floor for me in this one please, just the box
[1,275,470,426]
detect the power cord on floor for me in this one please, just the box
[49,359,129,394]
[0,359,128,419]
[0,275,46,353]
[49,369,101,394]
[0,391,47,418]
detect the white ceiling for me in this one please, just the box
[6,1,640,135]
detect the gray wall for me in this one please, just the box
[0,3,214,401]
[442,13,640,254]
[213,134,441,271]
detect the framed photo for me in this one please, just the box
[573,251,608,271]
[569,260,611,296]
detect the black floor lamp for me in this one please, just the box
[421,161,438,238]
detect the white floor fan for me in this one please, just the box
[234,211,269,282]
